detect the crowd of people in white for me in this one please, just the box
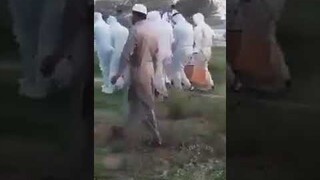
[94,5,219,96]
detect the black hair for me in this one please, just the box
[102,13,109,21]
[132,11,147,20]
[171,4,176,9]
[172,12,179,18]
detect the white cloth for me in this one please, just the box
[149,12,175,61]
[132,4,148,15]
[94,12,114,93]
[147,11,175,96]
[106,16,129,93]
[193,13,215,52]
[193,13,215,87]
[170,14,194,89]
[162,9,178,27]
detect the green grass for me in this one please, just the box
[94,47,226,179]
[209,47,226,96]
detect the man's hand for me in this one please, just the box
[111,74,121,85]
[40,54,63,77]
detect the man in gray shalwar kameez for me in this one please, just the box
[112,4,162,147]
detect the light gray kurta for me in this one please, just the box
[118,20,161,143]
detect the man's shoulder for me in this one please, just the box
[194,25,202,31]
[132,21,150,32]
[94,23,109,31]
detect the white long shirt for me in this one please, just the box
[172,14,194,50]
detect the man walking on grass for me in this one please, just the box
[111,4,162,147]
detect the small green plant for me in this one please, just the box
[162,143,225,180]
[165,90,190,119]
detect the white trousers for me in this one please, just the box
[172,47,192,89]
[154,56,170,96]
[202,47,214,87]
[97,49,111,90]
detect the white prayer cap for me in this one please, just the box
[94,12,103,22]
[147,11,161,21]
[107,15,117,24]
[172,9,179,14]
[132,4,147,15]
[193,13,205,25]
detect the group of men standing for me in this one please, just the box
[94,3,217,147]
[94,4,216,97]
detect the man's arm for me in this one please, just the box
[193,27,202,50]
[172,27,179,52]
[111,27,137,85]
[117,28,137,76]
[169,26,175,45]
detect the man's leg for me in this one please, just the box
[154,59,168,96]
[206,69,214,87]
[173,70,183,89]
[203,48,214,87]
[163,57,173,87]
[204,61,214,88]
[106,56,119,93]
[124,87,146,150]
[98,51,109,92]
[180,66,192,89]
[160,61,168,96]
[180,50,192,89]
[172,50,183,89]
[142,102,162,145]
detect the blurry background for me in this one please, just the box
[0,1,89,178]
[0,0,18,59]
[228,1,320,179]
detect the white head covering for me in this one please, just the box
[162,13,169,22]
[193,13,214,34]
[172,0,180,5]
[192,13,215,48]
[193,13,205,26]
[172,9,179,14]
[147,11,161,21]
[94,12,103,23]
[132,4,148,15]
[171,13,185,24]
[106,15,118,25]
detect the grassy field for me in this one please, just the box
[94,47,226,179]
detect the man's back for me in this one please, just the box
[194,24,214,49]
[131,20,159,66]
[94,19,112,50]
[109,22,129,53]
[147,11,173,57]
[174,21,194,48]
[117,13,132,28]
[159,20,174,54]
